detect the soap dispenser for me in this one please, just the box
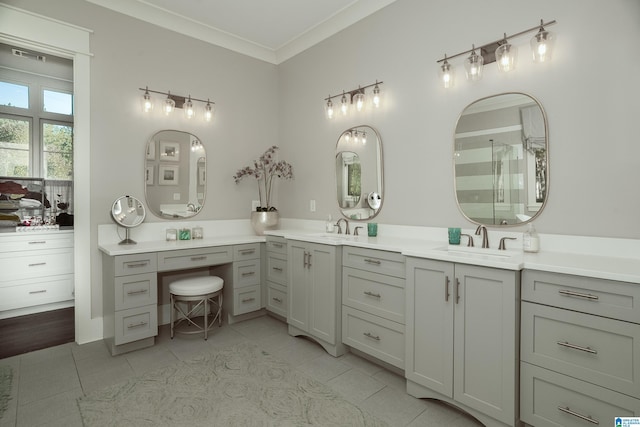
[325,214,335,233]
[523,223,540,253]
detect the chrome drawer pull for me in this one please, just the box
[239,249,255,255]
[29,289,47,294]
[127,321,148,329]
[272,267,283,272]
[557,341,598,354]
[558,289,599,300]
[272,243,283,248]
[241,271,255,277]
[272,297,282,303]
[363,332,381,341]
[126,262,148,268]
[28,240,46,244]
[364,258,381,265]
[557,406,599,424]
[127,289,149,296]
[445,276,450,302]
[364,291,381,298]
[28,262,46,267]
[190,256,207,261]
[242,297,256,303]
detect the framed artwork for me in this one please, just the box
[198,166,206,185]
[159,165,179,185]
[160,141,180,162]
[145,165,154,185]
[146,141,156,160]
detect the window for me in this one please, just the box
[0,81,29,109]
[0,115,30,176]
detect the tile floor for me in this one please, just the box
[0,315,484,426]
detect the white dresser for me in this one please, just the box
[0,231,74,318]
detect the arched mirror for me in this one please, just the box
[335,125,383,220]
[145,130,206,219]
[454,93,548,226]
[111,195,146,244]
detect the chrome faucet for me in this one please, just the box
[187,203,197,212]
[336,218,350,235]
[475,225,489,248]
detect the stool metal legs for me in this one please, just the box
[170,291,223,340]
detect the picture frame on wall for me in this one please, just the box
[146,141,156,160]
[160,141,180,162]
[198,166,206,185]
[145,165,154,185]
[159,165,179,185]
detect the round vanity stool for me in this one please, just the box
[169,275,224,340]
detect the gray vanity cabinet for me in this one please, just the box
[405,257,519,427]
[265,236,288,318]
[287,240,345,357]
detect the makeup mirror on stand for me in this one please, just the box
[111,195,146,244]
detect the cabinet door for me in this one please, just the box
[453,264,517,424]
[405,257,454,398]
[287,241,308,331]
[308,243,337,345]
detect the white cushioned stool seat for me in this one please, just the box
[169,275,223,340]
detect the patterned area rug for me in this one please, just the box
[77,342,387,426]
[0,365,12,419]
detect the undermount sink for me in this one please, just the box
[307,232,356,241]
[435,245,516,260]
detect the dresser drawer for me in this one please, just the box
[157,246,232,271]
[0,274,74,311]
[343,247,405,278]
[114,304,158,345]
[266,282,287,317]
[266,237,287,255]
[342,306,404,369]
[521,301,640,397]
[0,232,73,252]
[233,258,261,288]
[266,252,287,285]
[0,248,74,283]
[114,253,157,277]
[521,362,640,427]
[522,269,640,323]
[233,243,260,261]
[233,284,261,315]
[342,267,405,324]
[114,272,158,311]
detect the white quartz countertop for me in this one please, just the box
[98,234,265,256]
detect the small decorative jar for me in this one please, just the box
[192,226,203,239]
[166,228,177,241]
[178,228,191,240]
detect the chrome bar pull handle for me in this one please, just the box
[364,291,381,298]
[127,289,149,296]
[557,341,597,354]
[190,256,207,261]
[303,251,308,268]
[307,253,312,268]
[363,332,381,341]
[272,267,283,272]
[242,297,256,303]
[241,271,255,277]
[557,406,599,424]
[28,240,47,244]
[29,289,47,294]
[28,262,46,267]
[127,321,148,329]
[126,262,148,268]
[445,276,450,302]
[272,297,283,303]
[455,278,460,304]
[364,258,381,265]
[239,249,255,255]
[558,289,599,301]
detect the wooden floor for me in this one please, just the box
[0,307,74,359]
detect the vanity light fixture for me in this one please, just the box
[324,80,384,119]
[436,19,556,87]
[139,87,216,123]
[343,127,367,144]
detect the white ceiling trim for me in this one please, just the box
[85,0,396,64]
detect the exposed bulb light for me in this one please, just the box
[345,131,351,142]
[326,97,334,119]
[440,55,454,88]
[464,45,484,81]
[495,33,517,72]
[531,19,555,62]
[323,80,384,119]
[184,95,195,119]
[204,100,214,122]
[163,92,175,115]
[353,130,359,144]
[142,86,153,112]
[354,90,365,112]
[361,131,367,144]
[372,83,380,108]
[340,92,349,115]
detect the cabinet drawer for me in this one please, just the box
[114,253,157,277]
[342,267,405,324]
[0,248,73,283]
[343,247,405,278]
[157,246,232,271]
[233,284,261,315]
[233,258,261,288]
[114,272,158,311]
[0,232,73,252]
[342,306,404,369]
[266,237,287,255]
[522,302,640,397]
[266,253,287,285]
[233,243,260,261]
[521,362,640,427]
[522,269,640,323]
[0,274,74,311]
[266,282,287,318]
[114,304,158,345]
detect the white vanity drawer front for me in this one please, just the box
[342,306,404,369]
[0,248,73,283]
[114,304,158,345]
[0,232,73,253]
[521,301,640,397]
[0,274,74,311]
[266,252,287,285]
[266,237,287,255]
[114,253,157,277]
[114,272,158,311]
[266,282,287,318]
[343,247,405,278]
[233,243,260,261]
[522,269,640,323]
[157,246,232,272]
[343,266,405,324]
[233,284,261,315]
[521,362,640,427]
[233,258,261,288]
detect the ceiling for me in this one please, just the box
[86,0,397,64]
